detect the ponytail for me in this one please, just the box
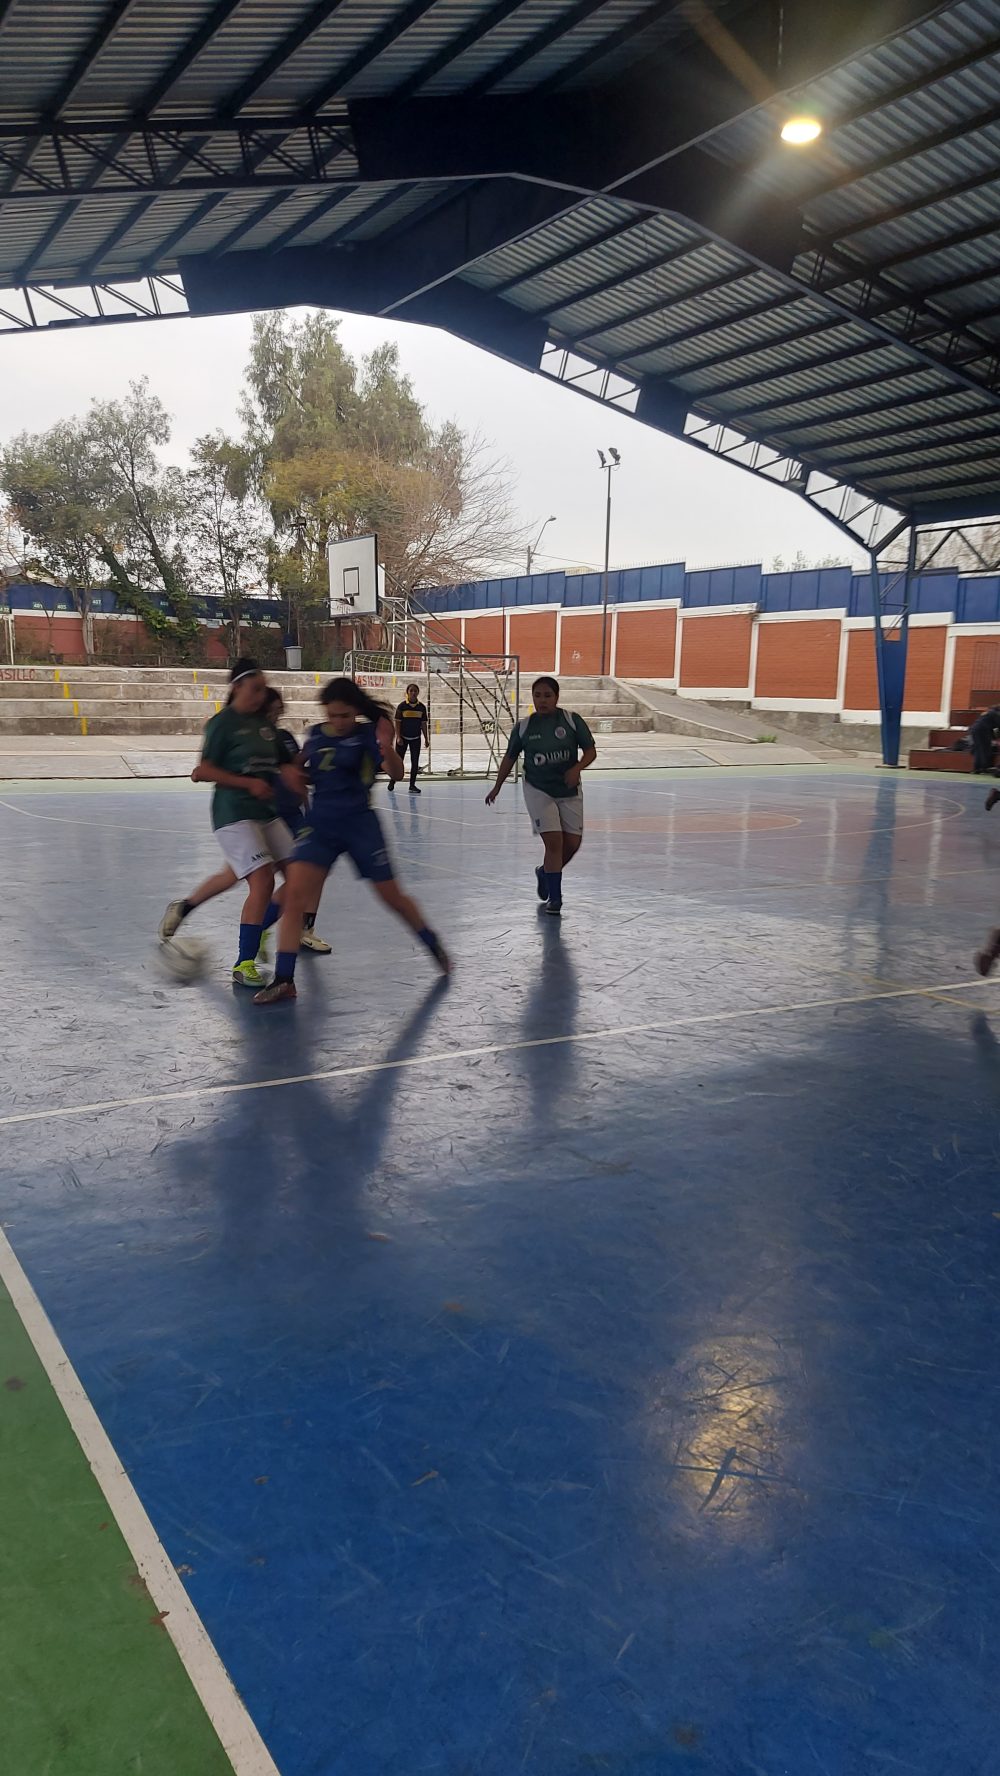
[320,676,391,725]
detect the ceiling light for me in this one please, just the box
[781,116,822,146]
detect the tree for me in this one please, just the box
[185,433,268,657]
[1,380,200,655]
[770,550,851,571]
[84,380,199,647]
[1,423,107,658]
[242,312,527,642]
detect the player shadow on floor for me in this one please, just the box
[969,1010,1000,1082]
[174,976,452,1288]
[838,775,900,982]
[515,917,581,1128]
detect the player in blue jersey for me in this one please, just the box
[254,677,450,1004]
[259,687,331,955]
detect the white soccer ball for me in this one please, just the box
[157,932,209,984]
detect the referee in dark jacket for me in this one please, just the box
[391,683,429,794]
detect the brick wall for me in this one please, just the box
[756,619,840,700]
[508,609,557,674]
[464,613,504,660]
[951,635,977,710]
[614,608,677,679]
[902,625,947,712]
[679,613,752,690]
[560,612,605,675]
[843,629,880,710]
[844,625,948,714]
[423,615,464,663]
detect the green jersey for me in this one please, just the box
[505,708,595,799]
[201,707,280,830]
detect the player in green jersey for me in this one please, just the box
[485,675,597,915]
[158,659,300,986]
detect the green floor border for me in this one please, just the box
[0,1268,253,1775]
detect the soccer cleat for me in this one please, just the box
[300,928,332,955]
[986,789,1000,812]
[254,978,298,1005]
[159,899,187,942]
[545,900,563,917]
[256,930,271,965]
[535,865,548,902]
[232,959,267,989]
[975,930,1000,977]
[424,933,452,975]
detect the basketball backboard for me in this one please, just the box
[328,534,381,617]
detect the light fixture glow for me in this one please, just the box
[781,115,822,145]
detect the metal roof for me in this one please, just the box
[3,0,1000,531]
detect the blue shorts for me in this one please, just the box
[291,808,394,883]
[276,800,306,839]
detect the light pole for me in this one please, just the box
[527,514,556,574]
[597,448,620,676]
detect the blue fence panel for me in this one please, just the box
[683,564,762,607]
[733,564,762,603]
[761,573,792,612]
[761,568,850,612]
[956,576,1000,623]
[816,568,853,609]
[564,573,600,606]
[910,571,958,614]
[5,580,75,612]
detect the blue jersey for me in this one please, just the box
[271,725,306,831]
[302,720,382,822]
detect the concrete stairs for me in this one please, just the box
[0,668,653,739]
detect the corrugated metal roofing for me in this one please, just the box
[3,0,1000,516]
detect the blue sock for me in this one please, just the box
[262,900,281,931]
[545,871,563,905]
[238,922,263,963]
[416,926,437,950]
[275,951,297,982]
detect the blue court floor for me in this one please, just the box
[3,765,1000,1775]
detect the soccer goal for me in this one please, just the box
[345,596,520,780]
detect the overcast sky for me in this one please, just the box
[1,306,863,575]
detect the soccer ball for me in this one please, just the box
[157,932,209,984]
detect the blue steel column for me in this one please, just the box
[870,525,916,768]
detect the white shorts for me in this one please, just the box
[215,817,294,881]
[522,783,584,836]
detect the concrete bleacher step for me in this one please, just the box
[0,667,653,738]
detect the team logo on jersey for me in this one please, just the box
[554,725,566,738]
[260,724,274,740]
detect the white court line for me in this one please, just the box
[0,978,992,1132]
[0,1225,281,1776]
